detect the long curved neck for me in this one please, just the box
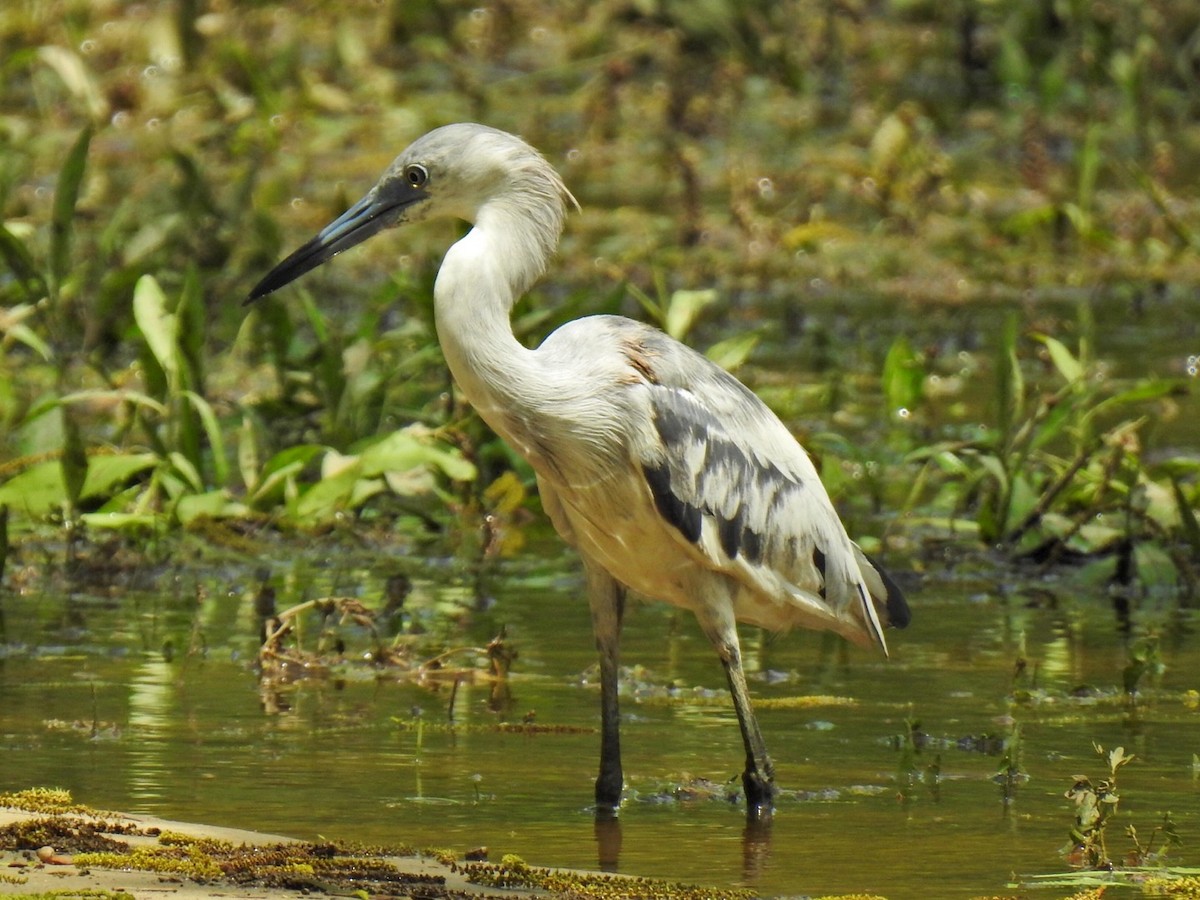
[432,203,554,448]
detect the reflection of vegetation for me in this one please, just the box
[257,593,514,684]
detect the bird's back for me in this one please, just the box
[525,315,908,650]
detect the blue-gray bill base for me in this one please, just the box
[247,123,910,818]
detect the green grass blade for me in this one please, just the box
[132,275,180,380]
[182,389,229,487]
[50,125,93,290]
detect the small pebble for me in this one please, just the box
[35,846,73,865]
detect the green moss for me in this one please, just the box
[0,816,137,854]
[71,832,445,894]
[73,846,223,881]
[464,853,758,899]
[0,789,86,816]
[421,846,459,866]
[1142,874,1200,896]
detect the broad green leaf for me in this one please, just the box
[133,275,179,380]
[321,449,359,479]
[881,335,924,413]
[1133,543,1179,593]
[1029,393,1081,451]
[358,429,476,482]
[977,454,1009,490]
[168,451,204,493]
[665,289,718,341]
[81,512,158,530]
[348,475,386,509]
[81,453,157,499]
[1089,379,1178,421]
[930,449,971,476]
[6,323,52,360]
[0,460,67,516]
[781,221,857,250]
[1008,472,1039,529]
[1068,521,1123,553]
[176,490,250,525]
[705,331,758,372]
[260,444,327,478]
[249,461,307,505]
[290,461,362,521]
[1032,333,1084,383]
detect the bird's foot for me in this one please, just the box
[594,771,624,812]
[742,770,777,818]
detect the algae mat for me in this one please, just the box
[0,790,757,899]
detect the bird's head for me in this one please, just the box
[246,123,574,303]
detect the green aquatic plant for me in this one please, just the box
[0,788,87,816]
[1063,743,1173,870]
[904,302,1194,600]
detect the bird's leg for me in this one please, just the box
[697,600,776,816]
[721,646,777,815]
[585,561,626,810]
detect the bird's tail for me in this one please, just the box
[854,546,911,631]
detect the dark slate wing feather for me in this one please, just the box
[625,331,907,641]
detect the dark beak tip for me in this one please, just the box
[244,282,272,305]
[244,183,423,308]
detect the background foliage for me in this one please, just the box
[0,0,1197,597]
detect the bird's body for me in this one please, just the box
[249,123,909,816]
[468,312,886,644]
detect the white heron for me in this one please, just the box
[248,123,910,815]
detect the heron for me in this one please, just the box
[248,123,910,815]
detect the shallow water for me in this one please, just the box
[3,529,1200,899]
[3,289,1199,898]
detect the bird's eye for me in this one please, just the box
[405,164,428,188]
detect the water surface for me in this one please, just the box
[3,289,1199,897]
[3,531,1199,899]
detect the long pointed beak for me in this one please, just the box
[246,178,427,303]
